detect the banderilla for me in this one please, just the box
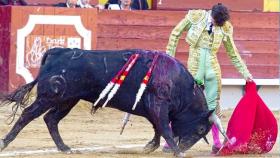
[120,113,131,135]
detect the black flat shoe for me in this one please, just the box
[211,145,221,154]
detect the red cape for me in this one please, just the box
[220,81,278,155]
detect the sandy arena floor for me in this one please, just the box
[0,101,279,158]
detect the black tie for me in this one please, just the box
[208,23,213,34]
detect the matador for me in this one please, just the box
[165,3,253,154]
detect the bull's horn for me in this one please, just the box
[209,113,225,133]
[202,136,209,144]
[208,113,233,144]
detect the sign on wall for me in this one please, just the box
[25,35,81,68]
[17,15,91,83]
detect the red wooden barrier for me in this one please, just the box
[0,6,11,92]
[0,6,279,93]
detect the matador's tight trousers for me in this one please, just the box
[189,47,222,148]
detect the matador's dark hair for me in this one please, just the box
[211,3,230,26]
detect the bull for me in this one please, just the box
[0,48,213,157]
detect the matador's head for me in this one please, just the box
[211,3,230,26]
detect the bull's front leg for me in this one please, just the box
[143,121,160,153]
[159,108,185,157]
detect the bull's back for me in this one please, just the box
[36,48,194,116]
[36,48,148,102]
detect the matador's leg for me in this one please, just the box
[204,51,223,152]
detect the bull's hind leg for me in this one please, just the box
[0,99,51,151]
[43,100,78,153]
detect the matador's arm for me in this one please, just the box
[166,15,191,57]
[222,22,252,79]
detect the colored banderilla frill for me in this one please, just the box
[120,54,159,135]
[93,54,135,106]
[93,54,140,108]
[132,54,159,110]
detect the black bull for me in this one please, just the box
[0,48,213,156]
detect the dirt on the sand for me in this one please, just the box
[0,101,279,158]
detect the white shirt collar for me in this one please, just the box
[206,11,213,31]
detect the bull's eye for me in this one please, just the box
[197,125,206,135]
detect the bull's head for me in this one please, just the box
[171,83,213,152]
[178,110,213,151]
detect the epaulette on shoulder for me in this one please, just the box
[186,9,206,24]
[221,21,233,36]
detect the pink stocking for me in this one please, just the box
[211,124,222,148]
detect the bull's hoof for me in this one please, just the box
[0,139,6,151]
[59,145,72,154]
[162,146,173,153]
[61,149,74,154]
[62,149,82,154]
[143,140,160,154]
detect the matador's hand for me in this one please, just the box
[246,76,253,82]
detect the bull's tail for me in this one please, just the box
[1,78,38,106]
[0,49,54,123]
[1,48,53,105]
[0,78,38,124]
